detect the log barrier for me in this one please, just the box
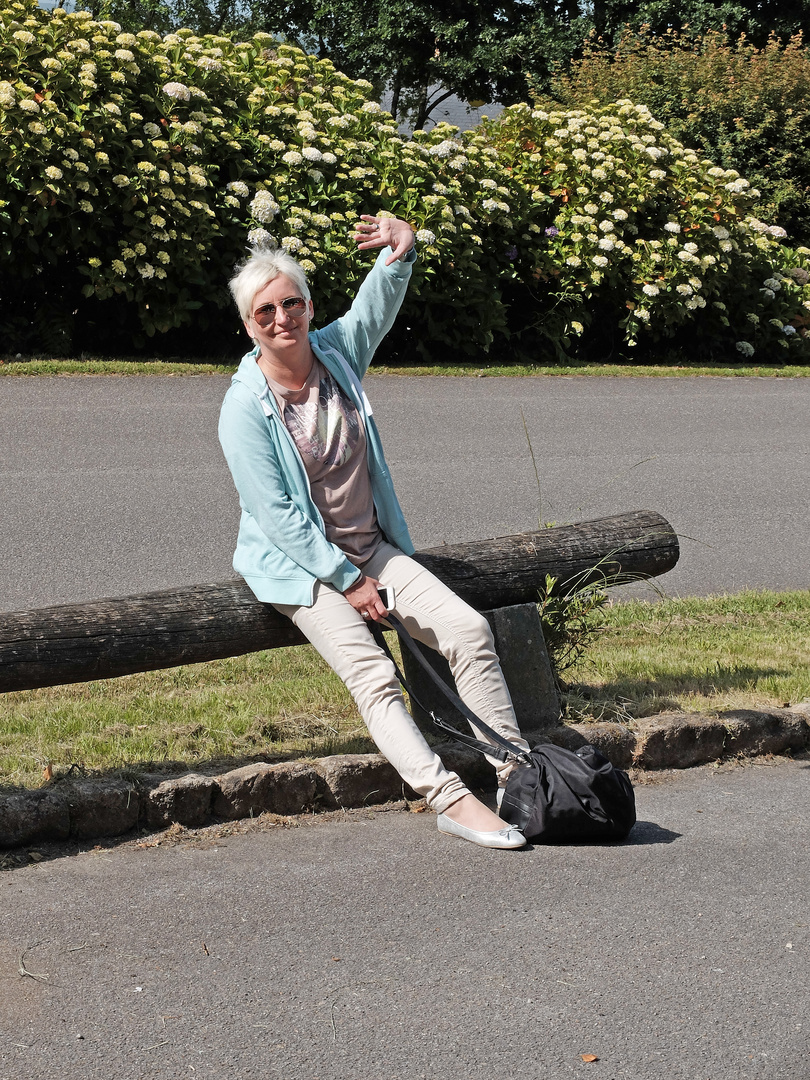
[0,510,678,694]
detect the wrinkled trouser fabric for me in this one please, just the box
[273,542,530,814]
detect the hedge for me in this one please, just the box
[1,1,809,363]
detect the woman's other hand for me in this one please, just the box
[343,574,389,622]
[353,215,414,266]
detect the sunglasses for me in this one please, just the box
[252,296,308,326]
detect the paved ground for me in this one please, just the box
[2,374,808,1080]
[1,758,807,1080]
[1,374,809,612]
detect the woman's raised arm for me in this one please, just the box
[353,214,415,264]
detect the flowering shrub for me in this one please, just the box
[478,101,810,361]
[1,0,808,362]
[0,0,541,357]
[551,28,810,245]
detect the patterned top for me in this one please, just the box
[265,359,383,565]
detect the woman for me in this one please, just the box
[219,214,530,849]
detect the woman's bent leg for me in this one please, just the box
[362,543,531,785]
[273,583,469,814]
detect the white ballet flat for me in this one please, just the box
[436,812,526,849]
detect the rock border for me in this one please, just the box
[2,705,808,850]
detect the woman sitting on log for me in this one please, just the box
[219,214,530,849]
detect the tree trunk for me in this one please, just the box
[422,88,456,127]
[415,83,431,129]
[0,511,677,693]
[390,71,402,122]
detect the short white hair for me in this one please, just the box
[228,248,311,321]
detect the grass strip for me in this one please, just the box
[0,359,235,376]
[563,588,810,725]
[1,358,809,378]
[373,363,810,378]
[1,589,807,791]
[0,644,377,791]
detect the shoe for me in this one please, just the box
[436,812,526,849]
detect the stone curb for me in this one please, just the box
[2,706,808,850]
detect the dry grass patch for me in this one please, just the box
[0,644,376,790]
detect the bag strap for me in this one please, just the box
[371,613,531,766]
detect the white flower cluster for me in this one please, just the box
[250,191,279,223]
[482,198,510,214]
[162,82,191,101]
[427,140,457,159]
[248,228,274,248]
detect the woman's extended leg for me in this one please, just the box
[273,582,471,814]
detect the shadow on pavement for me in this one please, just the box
[624,819,682,845]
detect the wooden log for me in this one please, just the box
[0,510,677,693]
[414,508,678,608]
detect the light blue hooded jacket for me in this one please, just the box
[218,248,416,606]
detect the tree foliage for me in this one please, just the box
[72,0,251,36]
[70,0,810,125]
[228,0,537,128]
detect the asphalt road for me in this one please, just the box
[1,374,809,612]
[2,378,808,1078]
[1,759,807,1080]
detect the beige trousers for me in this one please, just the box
[273,542,530,814]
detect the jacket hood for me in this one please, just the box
[231,346,265,394]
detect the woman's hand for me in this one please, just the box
[353,215,414,266]
[343,573,389,622]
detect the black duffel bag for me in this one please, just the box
[376,614,636,845]
[498,741,636,844]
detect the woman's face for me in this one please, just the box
[245,274,314,361]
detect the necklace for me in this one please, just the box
[258,353,315,393]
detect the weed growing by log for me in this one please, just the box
[538,570,611,678]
